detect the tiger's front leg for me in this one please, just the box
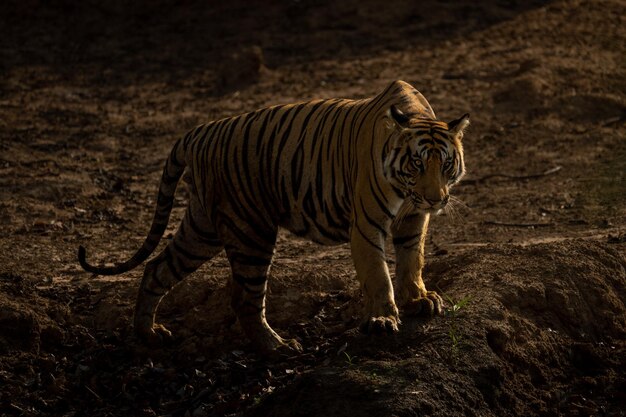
[350,219,400,334]
[392,212,444,317]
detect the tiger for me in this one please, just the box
[78,80,469,354]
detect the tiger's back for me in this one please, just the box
[185,98,359,245]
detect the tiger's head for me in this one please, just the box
[383,105,469,213]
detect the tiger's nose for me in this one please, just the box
[425,195,449,207]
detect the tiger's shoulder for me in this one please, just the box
[381,80,437,120]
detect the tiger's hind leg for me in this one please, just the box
[219,222,302,355]
[134,204,222,346]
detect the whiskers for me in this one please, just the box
[442,195,471,224]
[392,194,470,226]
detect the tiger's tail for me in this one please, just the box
[78,136,187,275]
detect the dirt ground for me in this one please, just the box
[1,0,625,416]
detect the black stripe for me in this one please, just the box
[242,301,264,312]
[230,253,272,267]
[156,190,174,210]
[327,163,346,228]
[390,183,406,199]
[313,137,328,218]
[315,222,346,242]
[224,115,242,144]
[359,198,388,238]
[309,100,340,166]
[280,176,291,215]
[149,264,167,290]
[233,273,246,286]
[132,246,156,263]
[197,122,218,197]
[239,302,264,315]
[217,213,274,252]
[324,175,348,231]
[290,101,328,199]
[232,112,264,206]
[165,246,184,281]
[261,107,294,211]
[161,161,180,186]
[370,178,394,219]
[333,106,353,216]
[417,134,434,141]
[402,240,421,249]
[183,130,194,148]
[190,125,204,140]
[273,103,308,201]
[324,102,346,161]
[255,107,277,154]
[355,221,385,253]
[186,211,221,245]
[216,118,233,180]
[366,121,391,213]
[303,186,317,218]
[433,137,448,147]
[352,82,397,141]
[291,143,304,198]
[149,221,168,237]
[172,238,211,262]
[238,114,281,219]
[229,113,275,229]
[169,139,185,167]
[142,287,165,297]
[232,273,267,287]
[241,276,267,286]
[393,234,420,245]
[293,215,311,237]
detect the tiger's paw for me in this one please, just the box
[257,336,303,358]
[359,316,400,334]
[136,323,174,347]
[245,323,303,357]
[402,291,444,317]
[277,338,303,355]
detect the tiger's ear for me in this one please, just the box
[388,105,410,128]
[448,113,470,139]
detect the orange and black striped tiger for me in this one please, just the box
[78,80,470,354]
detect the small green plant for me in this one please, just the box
[444,294,472,318]
[438,289,472,359]
[448,323,465,354]
[343,351,357,366]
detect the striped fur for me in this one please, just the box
[78,80,470,353]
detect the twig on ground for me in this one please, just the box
[460,166,562,185]
[482,221,555,228]
[602,115,626,127]
[85,385,102,401]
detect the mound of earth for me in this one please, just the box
[1,240,624,416]
[249,240,626,417]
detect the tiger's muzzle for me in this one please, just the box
[409,192,449,212]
